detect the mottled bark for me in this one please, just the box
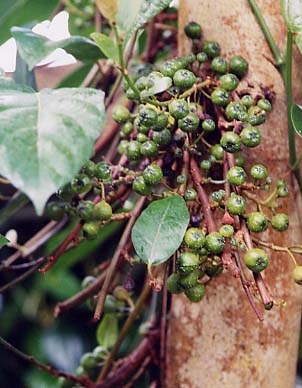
[166,1,302,387]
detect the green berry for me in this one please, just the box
[139,106,158,127]
[184,283,205,302]
[277,179,286,188]
[184,227,206,249]
[137,133,148,143]
[81,275,96,289]
[196,52,208,63]
[167,273,183,294]
[160,59,183,77]
[247,212,269,233]
[227,166,247,186]
[140,140,158,157]
[47,202,66,220]
[200,159,212,170]
[93,346,107,361]
[177,175,186,184]
[205,232,225,254]
[112,105,130,123]
[173,69,196,89]
[80,352,98,370]
[179,270,199,289]
[226,194,246,215]
[83,222,99,239]
[211,144,224,160]
[203,40,221,58]
[211,57,228,74]
[202,118,216,132]
[219,73,239,91]
[178,251,200,273]
[57,183,74,201]
[250,164,267,180]
[71,174,92,194]
[178,113,200,132]
[277,186,289,197]
[205,264,223,277]
[240,126,261,148]
[211,88,230,107]
[257,98,272,112]
[241,94,254,107]
[235,152,245,167]
[93,200,112,221]
[82,160,96,177]
[180,53,196,65]
[220,132,241,153]
[247,106,266,126]
[118,140,128,155]
[135,76,149,91]
[210,190,225,203]
[184,21,202,39]
[121,121,133,136]
[133,175,152,196]
[225,102,246,121]
[271,213,289,231]
[229,55,248,78]
[153,112,169,131]
[293,266,302,285]
[169,99,189,119]
[152,129,171,146]
[184,188,197,201]
[126,87,138,100]
[143,164,163,185]
[219,224,234,238]
[244,248,269,272]
[95,162,111,180]
[77,200,94,221]
[58,377,73,388]
[126,140,142,160]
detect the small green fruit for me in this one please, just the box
[244,248,269,272]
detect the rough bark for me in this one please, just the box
[166,1,302,387]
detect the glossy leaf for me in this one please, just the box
[131,195,190,265]
[281,0,302,32]
[0,0,59,44]
[0,233,9,249]
[90,32,119,62]
[0,77,105,214]
[96,0,117,22]
[144,76,172,97]
[291,104,302,138]
[96,313,118,349]
[11,27,102,70]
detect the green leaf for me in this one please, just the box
[90,32,119,62]
[295,32,302,56]
[144,76,172,97]
[0,77,105,214]
[0,0,59,44]
[96,313,119,349]
[0,233,9,249]
[291,104,302,138]
[96,0,118,22]
[11,27,102,71]
[131,195,190,265]
[281,0,302,32]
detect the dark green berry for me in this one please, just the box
[219,224,234,238]
[47,202,66,220]
[77,200,94,221]
[210,190,225,203]
[211,88,230,106]
[197,52,208,63]
[167,273,183,294]
[205,232,225,254]
[135,76,149,91]
[71,174,92,194]
[173,69,196,89]
[57,183,74,201]
[229,55,248,78]
[293,266,302,285]
[184,227,206,249]
[140,140,158,157]
[179,54,196,65]
[211,57,228,74]
[211,144,224,160]
[126,140,142,160]
[184,21,202,39]
[240,126,261,148]
[135,117,150,134]
[247,106,266,126]
[82,160,96,177]
[257,98,272,112]
[177,175,186,184]
[179,270,199,289]
[202,118,216,132]
[184,283,205,302]
[143,164,163,185]
[160,59,183,77]
[203,40,221,58]
[80,352,98,370]
[93,346,107,361]
[139,106,158,127]
[58,377,73,388]
[178,113,200,132]
[95,162,111,180]
[271,213,289,231]
[93,200,112,221]
[83,222,99,239]
[178,251,200,273]
[220,132,241,153]
[247,212,269,233]
[133,176,152,195]
[152,129,171,146]
[227,166,247,186]
[169,99,189,119]
[225,102,246,121]
[235,152,245,167]
[205,264,223,277]
[226,194,246,215]
[244,248,269,272]
[250,164,267,180]
[112,105,130,123]
[184,188,197,201]
[153,112,169,131]
[220,73,239,91]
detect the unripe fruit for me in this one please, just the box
[93,346,107,361]
[202,118,216,132]
[225,102,246,121]
[112,105,130,123]
[179,270,199,288]
[93,200,112,221]
[211,57,228,74]
[80,352,99,370]
[81,275,96,289]
[196,52,208,63]
[139,106,158,127]
[211,88,230,106]
[140,140,158,157]
[226,194,246,215]
[247,106,266,126]
[184,283,205,302]
[271,213,289,231]
[143,164,163,185]
[227,166,247,186]
[133,176,152,196]
[184,188,197,201]
[83,222,99,239]
[203,40,221,58]
[241,126,261,148]
[184,21,202,39]
[257,98,272,112]
[241,94,254,107]
[211,144,224,160]
[220,132,241,153]
[77,200,94,221]
[173,69,196,89]
[229,55,248,78]
[219,73,239,91]
[244,248,269,272]
[184,227,206,249]
[247,212,269,233]
[178,113,200,132]
[293,266,302,285]
[205,232,225,254]
[219,224,234,238]
[71,174,92,194]
[167,273,183,294]
[47,202,66,220]
[152,129,171,146]
[250,164,267,180]
[178,251,200,273]
[95,162,111,180]
[169,99,189,119]
[126,140,141,160]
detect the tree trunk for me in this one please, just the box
[166,1,302,387]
